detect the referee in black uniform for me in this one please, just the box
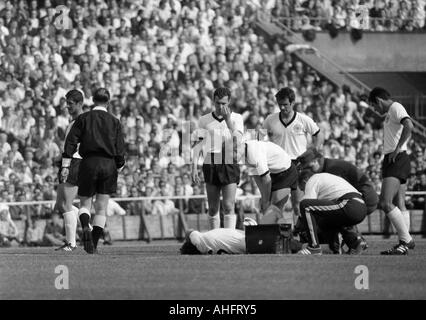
[62,88,125,254]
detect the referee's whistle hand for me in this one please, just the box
[192,170,200,185]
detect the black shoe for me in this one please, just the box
[298,245,322,255]
[82,227,94,254]
[406,239,415,250]
[381,241,409,255]
[55,242,77,252]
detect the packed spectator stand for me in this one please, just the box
[271,0,426,32]
[0,0,426,243]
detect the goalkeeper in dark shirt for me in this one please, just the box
[61,88,125,254]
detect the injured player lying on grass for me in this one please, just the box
[179,216,304,255]
[180,207,368,255]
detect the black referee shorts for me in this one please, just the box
[58,158,81,186]
[382,151,410,184]
[270,163,298,191]
[78,156,118,197]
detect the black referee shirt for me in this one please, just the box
[322,158,369,190]
[63,106,125,168]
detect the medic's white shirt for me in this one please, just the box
[303,173,361,200]
[196,112,244,154]
[263,112,320,160]
[245,140,292,176]
[190,228,246,254]
[383,102,410,155]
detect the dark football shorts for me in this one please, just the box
[382,151,411,184]
[78,156,118,197]
[202,163,240,186]
[270,163,298,192]
[58,158,81,186]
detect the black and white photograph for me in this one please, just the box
[0,0,425,308]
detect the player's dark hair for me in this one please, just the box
[368,87,390,104]
[180,240,202,255]
[296,148,323,170]
[298,169,315,186]
[65,89,83,103]
[213,87,231,101]
[275,87,296,103]
[93,88,110,104]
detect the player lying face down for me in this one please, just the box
[180,218,303,255]
[236,139,298,224]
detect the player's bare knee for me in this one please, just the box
[380,199,393,213]
[222,201,235,215]
[208,207,219,216]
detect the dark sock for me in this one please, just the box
[92,226,104,249]
[79,213,90,229]
[340,226,360,249]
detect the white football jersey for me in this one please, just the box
[245,140,292,176]
[383,102,410,155]
[303,173,361,201]
[64,120,82,159]
[196,112,244,154]
[190,228,246,254]
[263,112,320,160]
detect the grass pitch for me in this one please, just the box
[1,237,425,300]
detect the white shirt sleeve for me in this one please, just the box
[246,142,269,176]
[233,113,244,134]
[391,103,410,123]
[303,175,319,199]
[302,114,320,136]
[262,115,270,131]
[194,117,207,141]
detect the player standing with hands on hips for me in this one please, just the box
[61,88,125,254]
[192,87,244,230]
[55,89,84,252]
[368,87,415,255]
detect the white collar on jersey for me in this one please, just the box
[92,106,108,112]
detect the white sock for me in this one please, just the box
[92,215,107,229]
[387,207,412,243]
[223,214,236,229]
[63,210,77,247]
[208,214,220,230]
[401,210,410,231]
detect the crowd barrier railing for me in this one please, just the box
[1,192,425,242]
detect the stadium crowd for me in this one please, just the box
[0,0,426,243]
[269,0,426,32]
